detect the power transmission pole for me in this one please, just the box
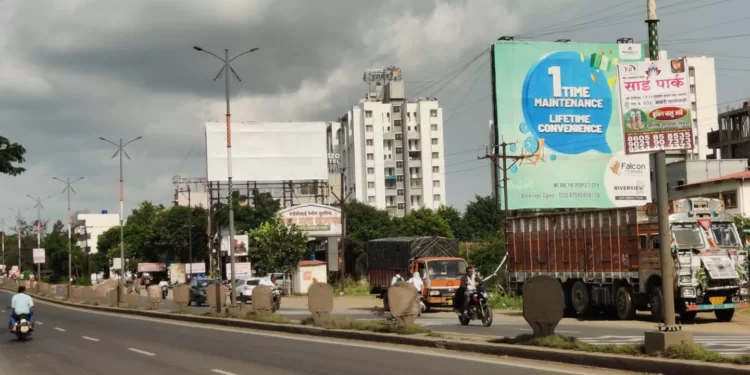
[330,169,352,295]
[27,195,51,280]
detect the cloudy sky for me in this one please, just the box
[1,0,749,227]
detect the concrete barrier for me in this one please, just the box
[55,285,68,299]
[173,285,189,311]
[126,290,139,309]
[523,275,565,337]
[147,285,161,310]
[207,284,227,310]
[307,283,334,323]
[387,281,420,327]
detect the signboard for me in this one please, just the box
[112,258,122,271]
[225,262,251,278]
[32,248,45,264]
[220,234,248,255]
[185,262,206,274]
[363,66,401,84]
[278,204,342,237]
[616,59,693,154]
[137,262,167,273]
[492,41,652,209]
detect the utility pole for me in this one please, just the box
[53,177,84,293]
[489,121,499,208]
[0,217,8,275]
[9,208,23,275]
[100,136,142,304]
[193,45,259,307]
[26,195,52,279]
[330,168,352,295]
[479,138,524,293]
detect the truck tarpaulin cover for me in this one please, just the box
[367,237,459,269]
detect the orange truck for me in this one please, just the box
[367,236,468,311]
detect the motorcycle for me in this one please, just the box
[12,313,32,341]
[452,283,493,327]
[161,284,168,299]
[271,288,281,312]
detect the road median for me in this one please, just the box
[3,283,749,375]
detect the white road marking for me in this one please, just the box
[54,327,65,332]
[211,370,238,375]
[128,348,155,356]
[36,321,43,325]
[1,310,5,313]
[82,336,100,342]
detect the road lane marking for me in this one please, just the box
[211,370,238,375]
[82,336,100,342]
[36,321,43,325]
[54,327,65,332]
[128,348,155,356]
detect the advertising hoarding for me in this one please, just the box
[616,59,693,154]
[186,262,206,274]
[492,41,652,209]
[137,262,167,273]
[32,248,45,264]
[205,122,328,182]
[225,262,252,278]
[220,234,248,255]
[278,203,342,237]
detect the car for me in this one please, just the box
[237,278,262,303]
[187,278,220,306]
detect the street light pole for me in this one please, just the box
[100,136,142,304]
[9,209,23,275]
[193,45,258,307]
[26,195,52,279]
[53,177,84,292]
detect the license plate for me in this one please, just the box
[710,296,726,305]
[447,299,453,306]
[20,326,28,333]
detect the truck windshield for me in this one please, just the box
[672,223,705,249]
[425,260,467,280]
[712,223,741,247]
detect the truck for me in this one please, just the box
[367,236,467,311]
[507,197,749,322]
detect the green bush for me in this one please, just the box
[488,294,522,310]
[332,276,371,296]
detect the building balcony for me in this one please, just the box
[408,159,421,168]
[385,175,397,181]
[383,132,395,140]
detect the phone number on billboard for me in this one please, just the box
[625,130,693,154]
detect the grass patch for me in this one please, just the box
[332,276,371,296]
[302,315,429,335]
[494,334,750,365]
[488,294,523,310]
[243,311,291,324]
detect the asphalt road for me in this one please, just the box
[0,291,631,375]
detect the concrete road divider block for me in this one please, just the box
[523,275,564,338]
[228,305,246,318]
[71,286,85,303]
[173,285,189,311]
[81,286,96,304]
[24,280,30,289]
[55,285,69,299]
[126,290,139,309]
[251,285,273,312]
[307,283,334,322]
[147,285,162,310]
[38,282,49,296]
[387,281,420,327]
[103,287,117,307]
[207,284,227,310]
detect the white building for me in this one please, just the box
[75,212,120,254]
[674,170,750,216]
[328,73,447,216]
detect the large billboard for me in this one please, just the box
[492,41,652,209]
[205,122,329,182]
[616,59,694,154]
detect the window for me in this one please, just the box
[368,196,375,204]
[394,119,402,127]
[430,109,438,117]
[366,139,374,146]
[396,147,402,154]
[432,166,439,173]
[689,67,695,77]
[433,194,441,202]
[395,133,403,140]
[365,110,373,118]
[723,192,738,208]
[433,180,441,187]
[415,125,419,132]
[398,189,405,196]
[431,124,438,131]
[396,161,403,168]
[366,125,373,132]
[690,85,696,94]
[367,153,374,160]
[398,203,405,209]
[367,168,374,175]
[397,175,404,182]
[432,152,439,159]
[394,106,401,113]
[431,138,439,145]
[368,182,375,189]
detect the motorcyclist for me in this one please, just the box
[259,275,276,288]
[9,286,34,332]
[457,267,479,317]
[159,279,169,299]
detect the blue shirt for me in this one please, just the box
[11,293,33,315]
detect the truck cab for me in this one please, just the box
[410,257,467,307]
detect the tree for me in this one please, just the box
[0,135,26,176]
[437,206,470,241]
[343,201,396,274]
[463,195,503,240]
[214,192,281,233]
[246,218,307,276]
[154,205,209,263]
[395,207,454,238]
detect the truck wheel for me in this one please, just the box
[571,281,590,316]
[615,285,636,320]
[650,286,664,323]
[382,294,390,312]
[715,308,735,322]
[679,311,697,323]
[563,284,577,318]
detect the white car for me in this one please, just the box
[236,278,262,303]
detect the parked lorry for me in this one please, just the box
[507,197,749,322]
[367,236,467,311]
